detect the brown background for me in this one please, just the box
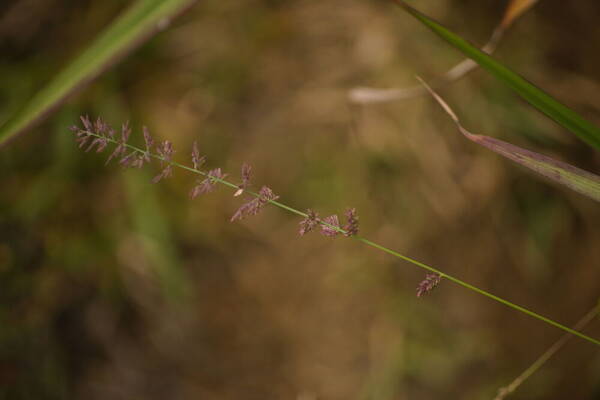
[1,0,600,399]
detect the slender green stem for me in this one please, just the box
[494,302,600,400]
[354,238,600,346]
[81,131,600,347]
[0,0,197,147]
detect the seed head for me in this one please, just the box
[343,207,359,236]
[152,140,175,183]
[119,126,154,169]
[234,163,252,197]
[230,185,279,222]
[299,209,320,236]
[416,273,442,297]
[106,121,131,165]
[143,127,154,151]
[190,168,227,198]
[191,141,205,170]
[321,215,341,237]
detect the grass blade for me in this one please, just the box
[124,171,189,301]
[0,0,197,147]
[392,0,600,150]
[349,0,541,104]
[418,77,600,202]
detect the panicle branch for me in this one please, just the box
[234,163,252,197]
[321,215,341,237]
[230,186,279,222]
[299,209,319,236]
[190,168,227,198]
[152,140,175,183]
[192,141,205,170]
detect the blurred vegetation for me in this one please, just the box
[2,1,600,399]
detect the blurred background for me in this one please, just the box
[2,0,600,399]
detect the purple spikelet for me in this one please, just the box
[152,140,175,183]
[230,185,279,222]
[321,215,341,237]
[343,208,359,236]
[234,163,252,197]
[416,273,442,297]
[120,126,154,168]
[191,141,205,170]
[73,115,114,152]
[106,121,131,164]
[81,115,93,131]
[299,209,320,236]
[73,115,93,148]
[86,118,112,153]
[190,168,227,198]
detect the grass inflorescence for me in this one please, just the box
[71,115,600,347]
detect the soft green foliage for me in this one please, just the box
[4,2,600,398]
[0,0,196,147]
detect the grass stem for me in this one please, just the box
[82,130,600,348]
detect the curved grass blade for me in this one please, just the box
[392,0,600,151]
[418,77,600,202]
[349,0,541,104]
[0,0,197,148]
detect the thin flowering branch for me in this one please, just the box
[80,114,93,131]
[190,168,228,199]
[68,116,600,348]
[152,140,175,183]
[241,163,251,186]
[299,209,320,236]
[89,117,113,153]
[300,207,358,238]
[343,207,359,237]
[120,126,154,168]
[72,115,92,148]
[71,115,114,152]
[143,127,154,151]
[106,121,131,164]
[191,140,205,170]
[416,273,442,297]
[321,215,341,237]
[234,163,252,197]
[231,185,279,222]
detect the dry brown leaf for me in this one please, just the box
[501,0,540,29]
[417,77,600,202]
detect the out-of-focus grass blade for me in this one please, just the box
[124,171,189,301]
[501,0,540,29]
[0,0,197,148]
[418,78,600,202]
[393,0,600,151]
[349,0,541,104]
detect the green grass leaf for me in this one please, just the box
[0,0,197,147]
[393,0,600,151]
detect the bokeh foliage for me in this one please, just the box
[2,1,600,399]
